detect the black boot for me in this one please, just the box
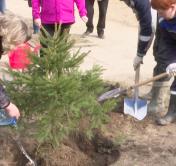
[82,28,93,37]
[97,29,104,39]
[156,95,176,125]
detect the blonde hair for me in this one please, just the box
[0,11,32,52]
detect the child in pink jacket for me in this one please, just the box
[32,0,88,36]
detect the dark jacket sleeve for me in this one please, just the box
[131,0,154,57]
[0,84,10,109]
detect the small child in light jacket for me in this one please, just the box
[0,12,33,119]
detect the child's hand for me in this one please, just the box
[81,16,88,23]
[5,102,20,119]
[166,63,176,76]
[34,18,42,28]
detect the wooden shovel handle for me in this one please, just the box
[129,72,168,90]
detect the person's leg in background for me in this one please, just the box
[42,24,71,37]
[41,24,55,36]
[0,0,6,13]
[97,0,109,39]
[60,23,71,36]
[40,24,71,57]
[40,24,55,57]
[83,0,95,36]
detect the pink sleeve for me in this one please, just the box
[32,0,41,19]
[74,0,87,17]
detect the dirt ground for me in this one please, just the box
[109,111,176,166]
[0,0,176,166]
[1,109,176,166]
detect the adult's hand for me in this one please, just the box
[133,56,143,70]
[81,16,88,23]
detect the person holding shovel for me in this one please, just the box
[121,0,156,68]
[130,0,176,120]
[150,0,176,125]
[121,0,171,115]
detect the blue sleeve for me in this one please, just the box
[132,0,154,57]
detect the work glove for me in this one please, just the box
[166,63,176,76]
[133,55,143,70]
[81,16,88,23]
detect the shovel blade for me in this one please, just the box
[124,98,147,120]
[98,88,125,102]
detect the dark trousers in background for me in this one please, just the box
[40,23,71,57]
[86,0,109,34]
[42,24,71,36]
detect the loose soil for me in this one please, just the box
[1,102,176,166]
[1,0,175,166]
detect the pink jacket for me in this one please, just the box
[32,0,87,24]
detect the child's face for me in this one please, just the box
[158,4,176,20]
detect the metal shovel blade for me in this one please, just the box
[124,98,147,120]
[98,88,126,102]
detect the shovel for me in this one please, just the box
[124,66,147,120]
[98,72,168,102]
[0,109,36,166]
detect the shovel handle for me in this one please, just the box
[97,72,168,102]
[134,66,140,100]
[129,72,168,90]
